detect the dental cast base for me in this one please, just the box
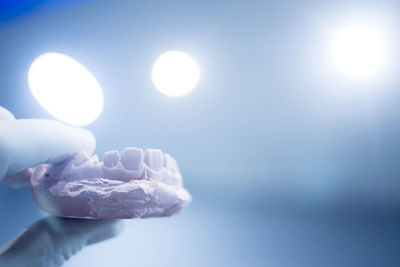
[31,148,191,219]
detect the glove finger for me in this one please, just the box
[0,119,96,180]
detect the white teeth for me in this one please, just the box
[144,149,163,171]
[162,153,179,173]
[121,147,143,170]
[104,150,120,168]
[91,155,99,163]
[74,151,89,166]
[164,153,177,169]
[163,153,172,167]
[163,153,171,168]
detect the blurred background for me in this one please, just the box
[1,0,400,266]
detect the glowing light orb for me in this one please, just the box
[152,51,200,97]
[330,24,388,80]
[28,53,104,126]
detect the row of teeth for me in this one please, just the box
[74,147,179,174]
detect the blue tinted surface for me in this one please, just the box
[1,0,400,266]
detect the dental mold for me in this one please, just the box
[30,148,191,219]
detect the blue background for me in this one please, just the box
[1,0,400,266]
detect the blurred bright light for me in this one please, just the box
[330,23,388,80]
[152,51,200,97]
[28,53,104,126]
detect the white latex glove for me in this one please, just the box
[0,216,123,267]
[0,106,123,266]
[0,106,96,187]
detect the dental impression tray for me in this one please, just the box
[30,148,192,219]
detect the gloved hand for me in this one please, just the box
[0,216,123,267]
[0,106,95,187]
[0,106,122,266]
